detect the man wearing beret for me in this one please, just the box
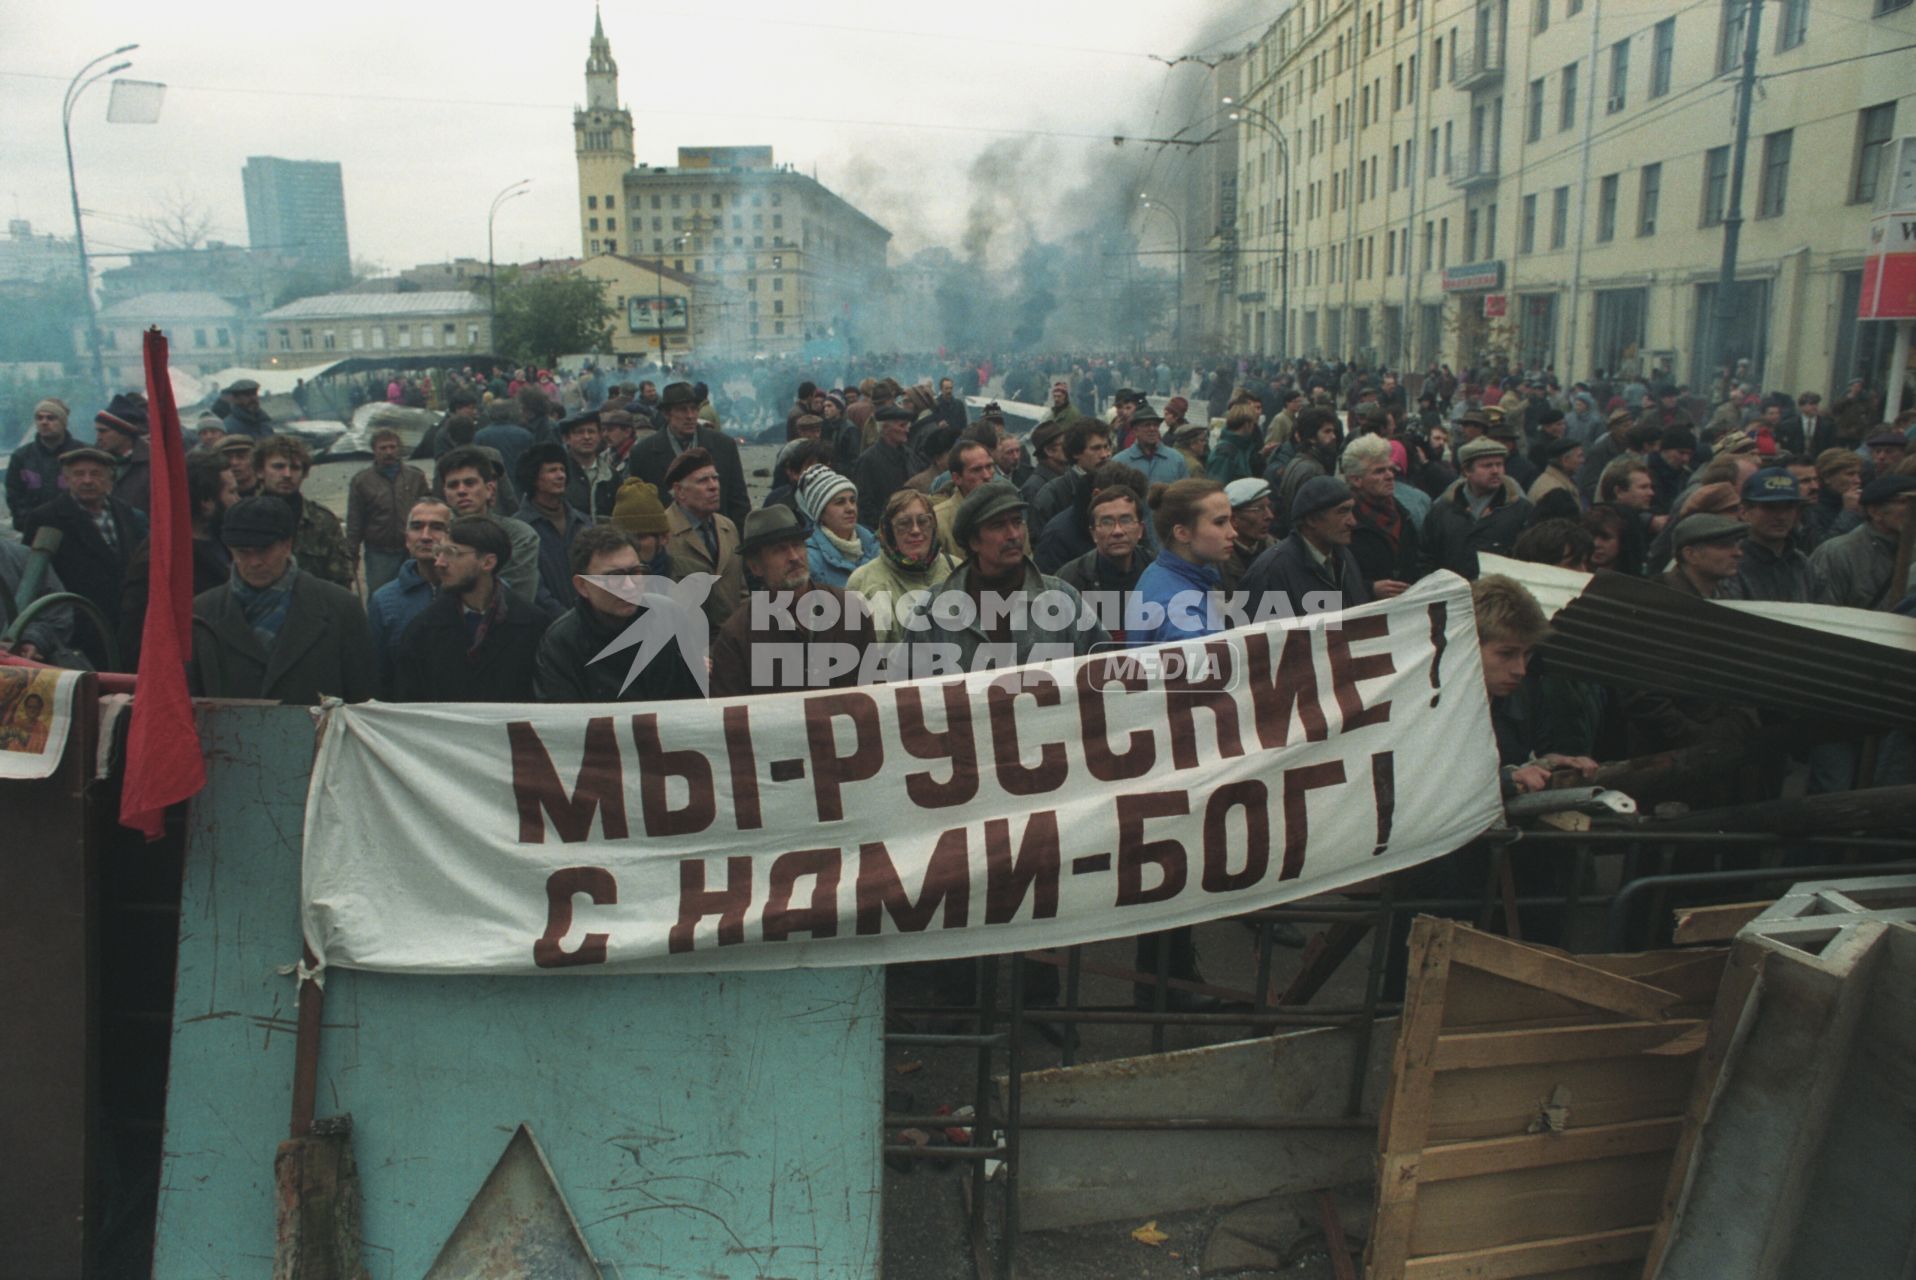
[6,397,77,524]
[221,377,273,439]
[188,495,375,704]
[1810,474,1915,609]
[1527,435,1585,508]
[625,382,749,526]
[1421,436,1535,579]
[663,446,745,629]
[1241,475,1372,621]
[1733,469,1825,604]
[17,446,148,669]
[94,391,153,514]
[1659,514,1748,599]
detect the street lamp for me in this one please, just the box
[65,44,139,403]
[1138,194,1184,355]
[1223,96,1292,359]
[487,178,531,345]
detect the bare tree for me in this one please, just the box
[139,186,219,252]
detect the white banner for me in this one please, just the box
[301,574,1502,975]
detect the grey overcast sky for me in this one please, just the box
[1,0,1265,274]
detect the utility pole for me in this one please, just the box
[1712,0,1763,388]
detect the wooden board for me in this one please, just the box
[1362,918,1724,1280]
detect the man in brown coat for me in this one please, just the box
[663,446,745,630]
[709,506,877,697]
[345,428,431,593]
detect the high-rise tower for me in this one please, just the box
[574,8,635,256]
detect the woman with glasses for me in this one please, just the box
[845,489,956,646]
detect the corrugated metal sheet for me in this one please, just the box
[1538,571,1916,730]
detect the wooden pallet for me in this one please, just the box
[1364,918,1724,1280]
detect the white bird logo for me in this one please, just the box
[581,572,717,696]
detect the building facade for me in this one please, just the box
[1224,0,1916,394]
[87,292,247,388]
[242,156,352,287]
[573,253,739,362]
[573,20,890,356]
[255,291,489,370]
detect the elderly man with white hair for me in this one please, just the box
[1341,434,1419,598]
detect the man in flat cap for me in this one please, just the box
[1019,422,1071,505]
[221,377,273,439]
[17,445,147,669]
[1659,514,1748,599]
[1421,436,1535,578]
[1241,475,1371,621]
[188,495,375,704]
[1116,404,1189,486]
[625,382,749,526]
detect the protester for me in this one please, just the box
[1733,469,1825,603]
[346,428,431,594]
[795,467,878,588]
[626,382,749,525]
[367,498,451,691]
[1029,420,1114,530]
[1054,483,1154,641]
[251,435,355,590]
[933,440,1001,555]
[117,452,237,666]
[220,378,272,439]
[1115,405,1188,485]
[1811,474,1914,609]
[1130,477,1234,645]
[560,410,619,520]
[94,392,153,514]
[710,506,877,697]
[533,524,705,702]
[391,516,548,702]
[187,496,375,703]
[662,446,745,628]
[1242,475,1371,620]
[16,446,146,669]
[1421,437,1534,578]
[1660,515,1748,599]
[854,404,916,529]
[435,445,549,612]
[1341,435,1416,598]
[517,441,590,610]
[1219,477,1274,592]
[846,489,958,646]
[6,397,76,523]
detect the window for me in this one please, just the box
[394,326,409,349]
[670,194,682,208]
[1439,216,1449,267]
[1608,39,1629,112]
[193,328,207,348]
[322,329,336,351]
[277,329,291,351]
[1568,0,1583,12]
[1877,0,1913,12]
[300,329,314,350]
[421,324,436,348]
[1651,19,1675,97]
[216,327,230,347]
[1597,173,1619,241]
[349,328,364,350]
[1527,78,1545,142]
[1593,288,1648,374]
[1423,219,1435,269]
[1486,202,1498,257]
[1550,187,1569,248]
[773,276,783,291]
[1778,0,1807,49]
[1719,0,1750,75]
[1854,103,1897,204]
[1757,129,1791,217]
[1560,62,1579,132]
[650,195,661,209]
[1638,162,1661,235]
[1521,194,1538,253]
[1702,146,1730,226]
[587,195,598,209]
[773,300,784,315]
[1428,126,1440,176]
[370,327,384,348]
[1466,208,1480,261]
[1533,0,1549,34]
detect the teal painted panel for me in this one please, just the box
[155,705,883,1279]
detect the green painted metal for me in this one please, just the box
[154,704,883,1278]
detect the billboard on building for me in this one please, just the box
[628,296,689,333]
[677,146,774,171]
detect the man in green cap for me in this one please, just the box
[895,480,1108,678]
[1659,514,1748,599]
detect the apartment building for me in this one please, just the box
[1224,0,1916,392]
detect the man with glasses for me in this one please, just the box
[1055,482,1154,642]
[534,524,705,702]
[391,516,550,702]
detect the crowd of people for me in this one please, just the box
[4,349,1911,996]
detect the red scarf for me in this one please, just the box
[1356,491,1403,548]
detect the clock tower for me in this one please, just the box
[574,8,634,256]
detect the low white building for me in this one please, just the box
[256,290,491,370]
[87,291,247,388]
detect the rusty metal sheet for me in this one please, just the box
[424,1125,600,1280]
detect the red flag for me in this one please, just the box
[121,328,206,838]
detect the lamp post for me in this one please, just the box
[1223,96,1292,359]
[65,44,138,403]
[487,178,531,346]
[1138,194,1184,356]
